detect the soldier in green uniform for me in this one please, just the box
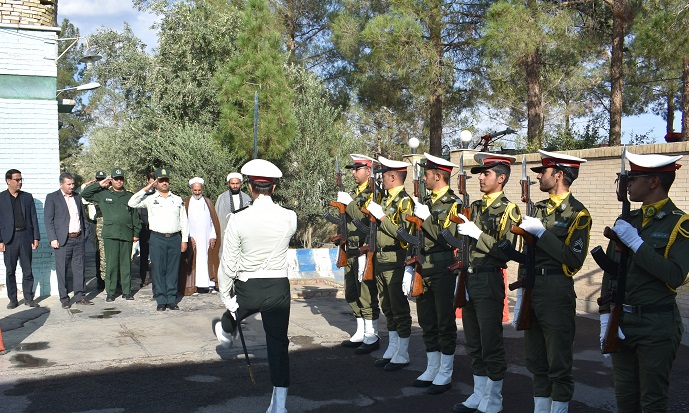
[364,156,414,371]
[599,151,688,413]
[452,153,520,412]
[512,150,590,413]
[336,154,381,351]
[407,153,459,394]
[82,168,141,302]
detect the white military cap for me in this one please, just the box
[471,152,516,174]
[346,154,375,169]
[423,152,458,173]
[626,151,682,173]
[226,172,243,182]
[377,156,411,172]
[241,159,283,182]
[531,149,587,173]
[188,177,204,187]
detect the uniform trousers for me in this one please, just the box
[3,229,35,302]
[376,264,411,338]
[416,266,457,355]
[344,253,379,320]
[139,225,151,283]
[463,268,506,380]
[54,233,86,302]
[150,232,181,305]
[103,238,133,296]
[612,308,682,413]
[524,272,576,401]
[221,277,291,387]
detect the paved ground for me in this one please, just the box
[1,239,688,412]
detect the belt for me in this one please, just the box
[153,231,180,238]
[425,251,453,263]
[68,231,81,238]
[377,245,402,253]
[622,304,674,314]
[533,268,565,276]
[15,227,26,232]
[468,266,504,274]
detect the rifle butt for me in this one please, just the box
[410,266,424,297]
[515,288,533,331]
[336,244,347,268]
[361,252,375,282]
[454,270,467,308]
[601,307,622,354]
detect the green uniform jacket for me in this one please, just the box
[377,188,413,265]
[532,193,591,274]
[599,199,689,311]
[82,183,141,241]
[469,194,521,267]
[344,182,373,249]
[419,188,458,269]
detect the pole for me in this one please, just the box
[253,91,258,159]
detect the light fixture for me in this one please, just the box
[408,137,420,154]
[460,130,472,149]
[56,82,101,97]
[57,36,102,69]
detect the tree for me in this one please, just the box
[214,0,298,160]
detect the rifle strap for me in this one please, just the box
[562,209,591,277]
[665,214,689,292]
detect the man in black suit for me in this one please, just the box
[0,169,40,309]
[44,172,93,308]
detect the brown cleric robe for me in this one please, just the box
[179,196,222,296]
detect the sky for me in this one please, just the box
[58,0,681,146]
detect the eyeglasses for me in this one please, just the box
[157,178,170,183]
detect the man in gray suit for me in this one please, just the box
[44,172,93,308]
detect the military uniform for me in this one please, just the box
[599,151,688,413]
[82,169,141,300]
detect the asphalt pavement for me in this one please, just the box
[1,269,689,412]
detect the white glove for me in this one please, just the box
[611,220,644,252]
[337,191,353,205]
[402,265,413,295]
[227,296,239,320]
[366,201,386,220]
[599,312,626,356]
[512,288,523,328]
[519,216,546,238]
[413,199,431,221]
[457,220,483,240]
[357,254,366,282]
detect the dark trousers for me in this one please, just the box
[416,269,457,355]
[344,254,379,320]
[54,234,86,302]
[103,238,133,296]
[221,278,291,387]
[3,230,35,302]
[150,232,181,305]
[139,226,151,281]
[376,264,412,338]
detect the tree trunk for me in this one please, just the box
[683,56,689,141]
[428,0,443,156]
[667,85,675,135]
[526,49,544,147]
[609,0,625,146]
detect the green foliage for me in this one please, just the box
[542,117,606,151]
[214,0,298,160]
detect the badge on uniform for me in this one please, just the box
[572,238,584,253]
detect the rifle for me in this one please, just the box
[452,153,471,309]
[324,157,348,268]
[498,156,536,330]
[403,161,426,297]
[590,147,630,354]
[360,172,379,282]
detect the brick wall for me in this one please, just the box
[0,0,57,27]
[406,142,689,318]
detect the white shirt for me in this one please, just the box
[128,190,189,241]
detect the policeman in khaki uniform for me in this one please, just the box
[600,151,689,413]
[513,150,591,413]
[364,156,414,371]
[452,153,520,413]
[82,168,141,302]
[128,168,188,311]
[407,153,459,394]
[336,154,381,351]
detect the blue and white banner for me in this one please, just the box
[287,248,344,281]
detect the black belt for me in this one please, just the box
[68,231,81,238]
[535,268,566,276]
[152,231,180,238]
[15,227,26,232]
[468,266,504,274]
[622,304,674,314]
[377,245,402,252]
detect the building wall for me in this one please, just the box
[0,0,57,27]
[0,8,60,298]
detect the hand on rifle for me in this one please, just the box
[519,216,546,238]
[412,199,431,221]
[512,288,523,328]
[366,201,386,220]
[357,255,366,282]
[611,220,643,252]
[337,192,353,205]
[402,265,414,295]
[599,313,626,358]
[454,214,483,240]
